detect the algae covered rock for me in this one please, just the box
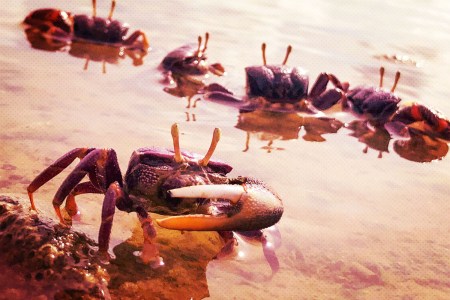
[0,195,110,299]
[0,195,224,299]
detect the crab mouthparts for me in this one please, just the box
[156,184,244,231]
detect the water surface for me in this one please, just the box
[1,0,450,299]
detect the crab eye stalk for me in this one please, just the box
[92,0,97,17]
[261,43,267,65]
[203,32,209,52]
[199,128,221,166]
[391,71,401,93]
[282,45,292,65]
[171,123,184,163]
[108,0,116,20]
[379,66,385,88]
[197,35,202,57]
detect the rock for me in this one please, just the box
[0,195,109,299]
[0,195,223,299]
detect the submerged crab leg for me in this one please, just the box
[199,128,221,166]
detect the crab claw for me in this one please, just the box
[156,179,283,232]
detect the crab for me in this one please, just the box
[205,43,347,113]
[23,0,149,51]
[26,124,283,269]
[340,67,402,125]
[160,32,225,81]
[24,26,147,72]
[390,103,450,141]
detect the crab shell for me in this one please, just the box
[23,9,73,38]
[161,44,209,75]
[346,86,401,124]
[24,9,132,45]
[391,104,450,141]
[245,65,309,104]
[73,15,129,44]
[123,147,284,232]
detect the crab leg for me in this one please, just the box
[122,30,150,50]
[27,148,95,210]
[98,182,123,256]
[134,206,161,264]
[64,181,103,217]
[49,149,122,225]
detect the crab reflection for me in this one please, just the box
[163,72,205,109]
[346,120,448,162]
[107,220,281,298]
[235,110,343,152]
[23,28,148,73]
[394,131,448,162]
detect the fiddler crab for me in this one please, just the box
[332,67,450,141]
[339,67,402,125]
[205,43,348,113]
[390,103,450,141]
[27,124,283,269]
[23,0,149,51]
[160,32,225,81]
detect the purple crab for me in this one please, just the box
[27,124,283,269]
[205,43,347,112]
[160,32,225,79]
[391,103,450,141]
[23,0,149,51]
[342,67,402,125]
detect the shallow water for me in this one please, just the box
[1,0,450,299]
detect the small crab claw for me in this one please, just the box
[156,180,283,232]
